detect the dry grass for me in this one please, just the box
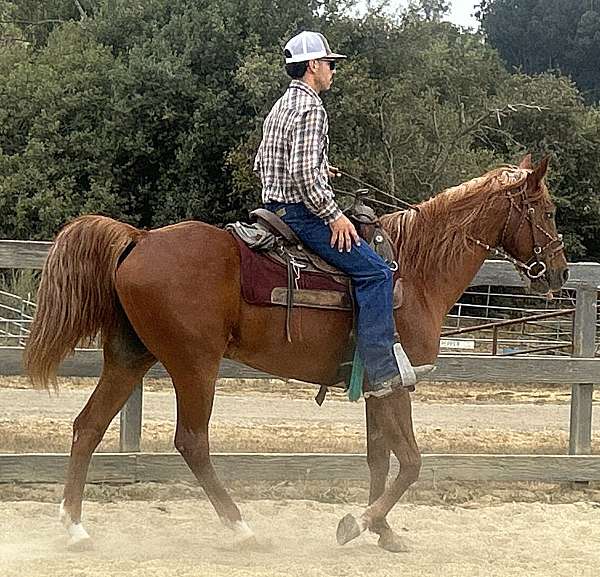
[1,478,600,506]
[2,416,598,455]
[2,375,595,404]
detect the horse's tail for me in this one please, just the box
[24,215,145,390]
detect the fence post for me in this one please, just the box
[569,286,597,455]
[119,381,143,452]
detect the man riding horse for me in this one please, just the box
[254,31,434,398]
[23,29,569,553]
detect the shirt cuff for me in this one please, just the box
[319,202,343,224]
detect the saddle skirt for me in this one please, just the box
[226,209,402,313]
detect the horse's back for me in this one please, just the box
[119,219,240,281]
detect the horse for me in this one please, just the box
[24,153,568,552]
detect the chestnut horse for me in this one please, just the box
[24,154,568,552]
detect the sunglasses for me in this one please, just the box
[321,59,336,70]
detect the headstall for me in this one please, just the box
[469,182,564,281]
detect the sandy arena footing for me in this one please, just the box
[1,498,598,577]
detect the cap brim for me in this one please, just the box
[284,52,347,64]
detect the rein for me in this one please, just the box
[337,170,420,212]
[468,182,565,281]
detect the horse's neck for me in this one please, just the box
[393,195,505,314]
[434,243,488,311]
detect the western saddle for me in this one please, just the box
[227,202,400,341]
[226,202,401,404]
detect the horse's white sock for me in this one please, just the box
[59,499,91,545]
[232,520,254,541]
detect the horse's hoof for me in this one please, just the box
[336,513,364,546]
[237,535,259,547]
[235,535,272,552]
[377,531,409,553]
[66,534,93,552]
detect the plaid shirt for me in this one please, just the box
[254,80,342,223]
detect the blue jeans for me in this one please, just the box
[265,202,398,386]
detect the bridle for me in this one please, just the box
[338,167,565,282]
[469,180,565,281]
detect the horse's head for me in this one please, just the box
[498,154,569,294]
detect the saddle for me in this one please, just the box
[226,204,403,404]
[226,203,402,342]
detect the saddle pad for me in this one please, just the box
[233,235,350,307]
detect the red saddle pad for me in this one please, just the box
[233,235,349,306]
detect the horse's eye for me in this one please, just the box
[545,211,555,219]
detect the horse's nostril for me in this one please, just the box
[562,268,570,283]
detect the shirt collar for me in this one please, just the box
[289,80,322,105]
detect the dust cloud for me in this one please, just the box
[1,498,598,577]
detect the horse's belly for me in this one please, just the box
[229,302,352,385]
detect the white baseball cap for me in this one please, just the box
[284,31,347,64]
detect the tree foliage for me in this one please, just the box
[479,0,600,103]
[0,0,598,261]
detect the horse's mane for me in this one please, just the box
[380,166,547,278]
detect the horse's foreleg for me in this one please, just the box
[61,350,154,549]
[365,399,410,552]
[171,363,255,546]
[338,391,420,551]
[366,399,390,505]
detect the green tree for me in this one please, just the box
[0,0,598,262]
[478,0,600,102]
[0,0,342,236]
[5,0,83,46]
[326,15,509,198]
[477,73,600,259]
[406,0,451,22]
[0,1,22,46]
[0,23,128,238]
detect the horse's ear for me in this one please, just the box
[526,154,550,188]
[519,153,533,169]
[533,154,550,180]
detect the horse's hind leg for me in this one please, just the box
[60,315,155,549]
[170,361,255,545]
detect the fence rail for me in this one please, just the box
[1,239,600,482]
[2,453,599,484]
[2,346,600,384]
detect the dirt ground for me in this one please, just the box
[1,498,599,577]
[2,376,599,576]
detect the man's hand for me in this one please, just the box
[330,214,361,252]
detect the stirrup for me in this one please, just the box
[393,342,416,389]
[363,343,437,400]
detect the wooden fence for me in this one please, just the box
[1,239,599,484]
